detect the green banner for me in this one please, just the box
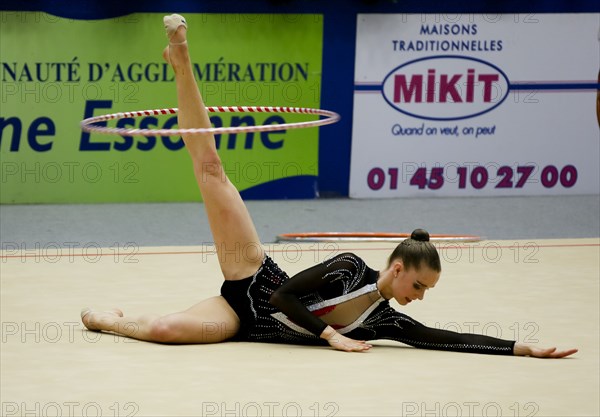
[0,13,323,203]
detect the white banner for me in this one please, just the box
[350,14,600,197]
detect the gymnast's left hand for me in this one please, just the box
[320,326,372,352]
[513,343,578,358]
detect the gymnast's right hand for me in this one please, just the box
[320,326,372,352]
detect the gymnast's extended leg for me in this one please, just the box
[164,16,265,279]
[81,15,263,343]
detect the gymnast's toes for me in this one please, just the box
[163,14,188,45]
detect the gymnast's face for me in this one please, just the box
[392,261,440,305]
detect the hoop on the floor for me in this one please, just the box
[80,106,341,136]
[275,232,482,243]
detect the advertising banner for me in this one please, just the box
[351,14,600,197]
[1,12,323,203]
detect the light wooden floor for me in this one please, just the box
[1,239,598,416]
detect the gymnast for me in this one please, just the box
[81,15,577,358]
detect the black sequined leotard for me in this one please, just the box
[220,253,516,355]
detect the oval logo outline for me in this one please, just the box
[381,55,511,121]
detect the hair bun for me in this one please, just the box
[410,228,430,242]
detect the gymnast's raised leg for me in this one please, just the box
[81,15,264,343]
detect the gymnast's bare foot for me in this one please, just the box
[81,308,124,331]
[162,14,188,66]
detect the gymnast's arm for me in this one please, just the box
[374,308,578,358]
[268,261,331,336]
[373,308,515,355]
[269,253,373,352]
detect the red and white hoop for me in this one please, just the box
[275,232,483,243]
[80,106,340,136]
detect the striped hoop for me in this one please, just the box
[80,106,340,136]
[275,232,482,243]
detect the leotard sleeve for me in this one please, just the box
[368,303,516,355]
[269,253,361,337]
